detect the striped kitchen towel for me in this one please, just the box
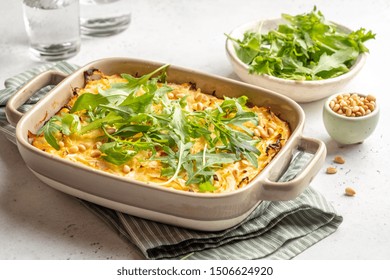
[0,61,343,260]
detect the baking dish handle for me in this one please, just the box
[5,70,68,127]
[260,136,326,201]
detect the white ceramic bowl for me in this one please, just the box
[323,93,380,145]
[225,18,367,103]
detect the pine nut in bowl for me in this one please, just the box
[323,93,380,145]
[225,8,375,103]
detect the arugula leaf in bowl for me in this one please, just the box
[226,7,375,81]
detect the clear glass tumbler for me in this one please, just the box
[80,0,131,37]
[22,0,81,61]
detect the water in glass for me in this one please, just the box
[80,0,131,37]
[23,0,80,61]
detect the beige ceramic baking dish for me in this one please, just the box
[6,58,326,231]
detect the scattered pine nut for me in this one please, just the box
[175,93,186,98]
[333,156,345,164]
[58,141,65,148]
[258,127,269,139]
[78,144,86,152]
[345,187,356,196]
[83,142,92,149]
[326,167,337,174]
[68,145,79,154]
[93,141,102,149]
[105,127,117,134]
[90,150,102,158]
[122,165,131,174]
[196,102,204,111]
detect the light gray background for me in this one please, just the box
[0,0,389,259]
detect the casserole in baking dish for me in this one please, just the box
[29,66,291,194]
[6,58,326,231]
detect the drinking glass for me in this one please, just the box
[79,0,131,37]
[22,0,81,61]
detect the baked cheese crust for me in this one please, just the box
[31,71,290,193]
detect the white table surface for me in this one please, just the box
[0,0,389,260]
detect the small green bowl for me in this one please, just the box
[323,93,380,145]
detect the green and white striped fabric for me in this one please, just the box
[0,62,343,260]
